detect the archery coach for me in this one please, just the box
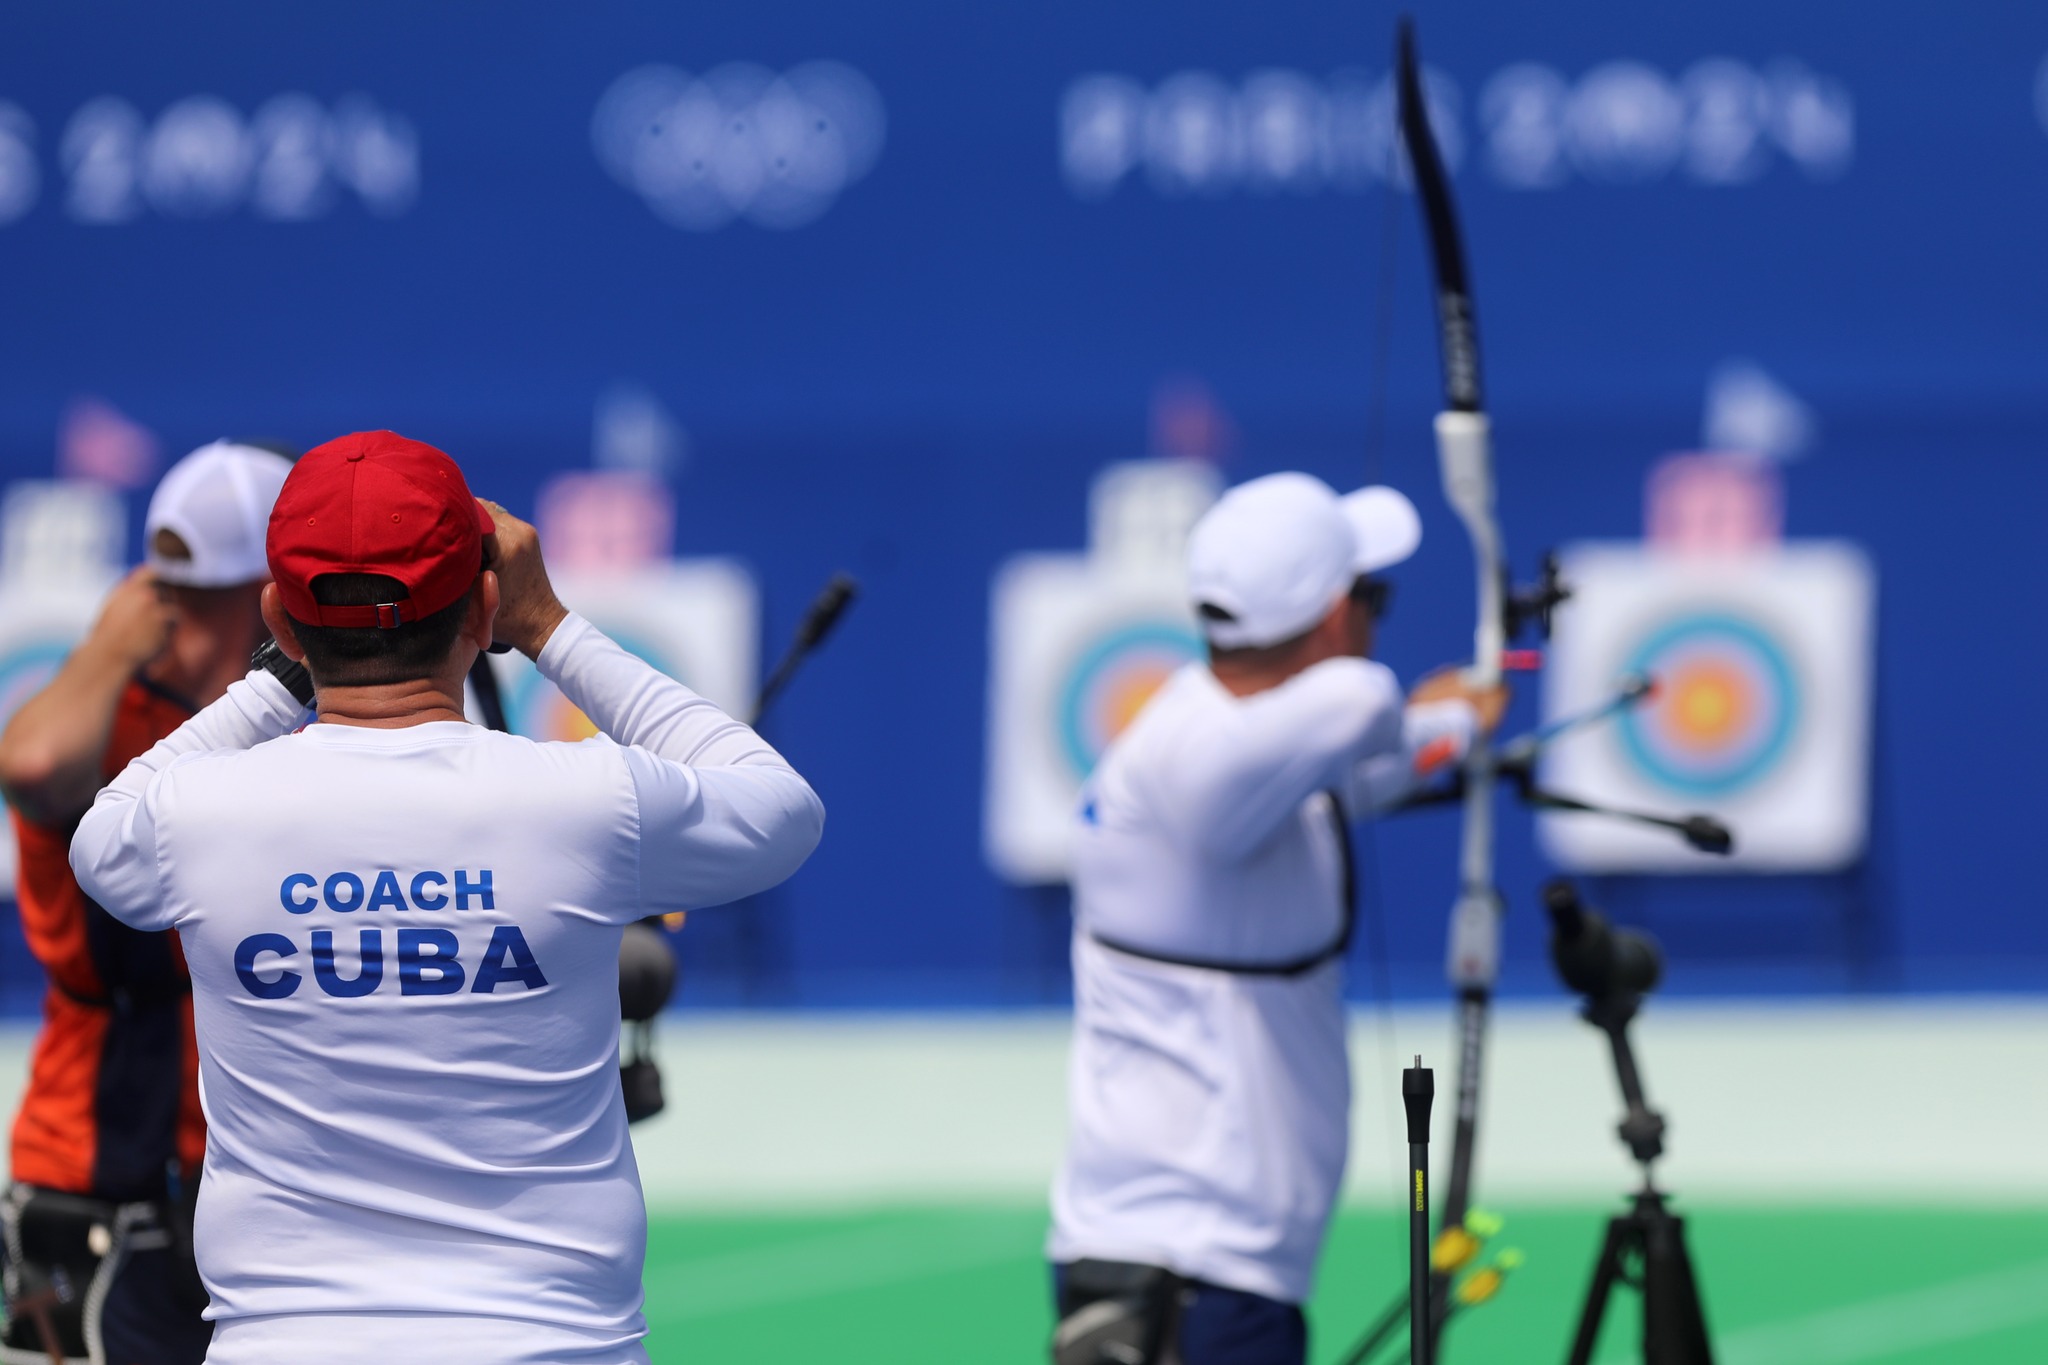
[67,430,823,1362]
[1048,472,1507,1365]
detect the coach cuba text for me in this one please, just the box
[233,868,550,1000]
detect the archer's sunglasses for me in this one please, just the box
[1350,575,1394,622]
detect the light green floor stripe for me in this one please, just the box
[620,1003,2048,1211]
[1702,1257,2048,1365]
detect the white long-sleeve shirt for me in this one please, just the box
[71,613,824,1364]
[1049,659,1470,1304]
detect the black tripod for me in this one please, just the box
[1546,881,1713,1365]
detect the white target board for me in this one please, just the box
[984,557,1203,883]
[0,576,119,897]
[484,562,757,740]
[1539,542,1875,873]
[984,459,1219,884]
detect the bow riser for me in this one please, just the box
[1436,411,1504,692]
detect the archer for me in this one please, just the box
[1047,471,1507,1365]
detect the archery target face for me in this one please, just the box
[1540,543,1874,873]
[0,577,121,896]
[0,644,70,725]
[479,562,756,739]
[506,622,689,741]
[1057,623,1203,780]
[1616,614,1799,798]
[986,555,1201,883]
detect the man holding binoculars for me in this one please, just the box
[69,430,824,1362]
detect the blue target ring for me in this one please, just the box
[0,643,71,721]
[1617,613,1799,799]
[1057,622,1203,780]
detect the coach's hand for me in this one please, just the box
[478,501,569,660]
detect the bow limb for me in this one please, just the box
[1397,20,1506,985]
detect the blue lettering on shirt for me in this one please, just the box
[280,873,317,914]
[233,923,548,1001]
[324,872,365,913]
[367,870,406,913]
[409,871,448,911]
[454,869,494,911]
[282,870,497,914]
[235,934,301,999]
[471,925,549,994]
[312,929,383,998]
[398,928,466,995]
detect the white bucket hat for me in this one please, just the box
[1187,472,1422,649]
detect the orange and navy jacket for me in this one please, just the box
[9,677,203,1202]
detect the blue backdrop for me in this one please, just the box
[2,1,2043,1007]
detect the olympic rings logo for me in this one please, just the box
[592,62,886,231]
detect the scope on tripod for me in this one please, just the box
[619,921,679,1124]
[1541,878,1715,1363]
[1542,879,1661,1004]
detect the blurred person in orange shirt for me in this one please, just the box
[0,442,291,1364]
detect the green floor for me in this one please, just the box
[643,1204,2048,1363]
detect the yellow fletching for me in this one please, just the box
[1454,1268,1504,1306]
[1432,1226,1480,1272]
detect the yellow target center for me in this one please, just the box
[1101,667,1172,743]
[1666,663,1749,751]
[551,699,602,742]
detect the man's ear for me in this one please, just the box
[1344,593,1375,659]
[260,585,307,662]
[1309,595,1351,653]
[466,571,501,652]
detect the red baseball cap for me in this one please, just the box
[267,431,495,629]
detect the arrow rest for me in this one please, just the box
[1504,551,1571,642]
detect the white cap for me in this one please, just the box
[1187,472,1422,649]
[144,441,295,588]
